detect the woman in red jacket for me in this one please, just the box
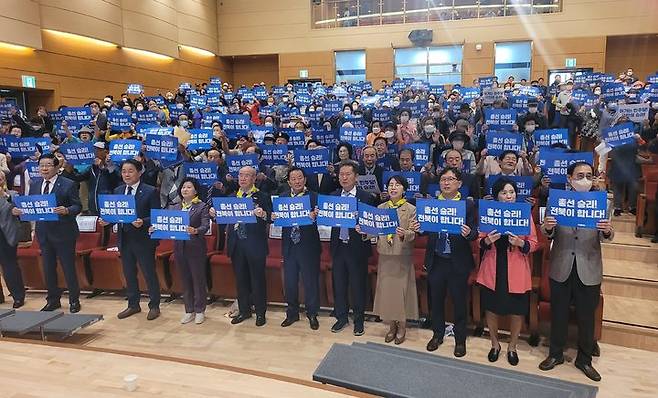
[476,178,539,366]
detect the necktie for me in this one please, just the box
[339,191,351,242]
[42,180,50,195]
[236,187,257,240]
[290,191,303,244]
[127,186,133,195]
[122,185,133,232]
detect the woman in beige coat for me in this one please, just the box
[372,175,418,344]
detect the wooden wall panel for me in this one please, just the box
[278,51,335,85]
[463,42,495,86]
[121,0,179,57]
[39,0,123,45]
[232,55,279,88]
[0,0,43,49]
[606,35,658,82]
[366,48,393,89]
[531,37,607,80]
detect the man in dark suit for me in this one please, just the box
[99,159,161,320]
[358,145,385,202]
[330,160,377,336]
[15,154,82,312]
[304,142,337,195]
[277,166,321,330]
[412,166,477,358]
[223,165,272,327]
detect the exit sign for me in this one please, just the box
[299,69,309,78]
[21,75,36,88]
[565,58,577,68]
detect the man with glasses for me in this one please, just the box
[12,154,82,312]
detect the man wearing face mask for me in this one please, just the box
[539,161,613,382]
[358,145,385,199]
[440,131,476,174]
[521,99,547,129]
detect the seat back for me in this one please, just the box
[76,231,102,251]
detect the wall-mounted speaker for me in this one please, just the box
[408,29,433,46]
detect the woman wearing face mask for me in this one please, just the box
[418,116,438,144]
[395,109,418,147]
[366,121,384,146]
[477,178,539,366]
[607,117,641,216]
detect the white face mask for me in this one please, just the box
[267,101,274,106]
[594,89,602,96]
[652,103,658,110]
[282,97,289,103]
[136,106,144,112]
[179,120,189,128]
[400,115,410,123]
[392,100,400,107]
[528,107,538,114]
[452,141,464,150]
[372,127,381,134]
[525,125,536,133]
[571,178,593,192]
[423,125,436,134]
[264,122,273,127]
[343,109,351,115]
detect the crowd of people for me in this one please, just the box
[0,67,657,382]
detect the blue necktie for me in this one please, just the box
[339,191,352,242]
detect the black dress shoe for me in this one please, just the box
[575,362,601,382]
[117,306,141,319]
[146,308,160,321]
[280,317,299,327]
[40,302,61,311]
[592,341,601,357]
[652,235,658,243]
[426,334,443,352]
[353,323,364,336]
[12,300,24,309]
[331,319,348,333]
[539,356,564,371]
[488,344,501,362]
[454,343,466,358]
[0,295,4,304]
[308,316,319,330]
[230,313,252,325]
[69,301,81,314]
[255,315,266,327]
[507,351,519,366]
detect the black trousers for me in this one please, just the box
[332,243,368,325]
[283,245,320,318]
[0,229,24,303]
[428,255,469,344]
[120,240,160,309]
[231,241,267,317]
[549,264,600,366]
[40,236,79,304]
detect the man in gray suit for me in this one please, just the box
[538,161,614,382]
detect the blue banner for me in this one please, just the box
[107,110,132,131]
[647,74,658,85]
[226,154,259,177]
[601,122,635,148]
[459,87,480,102]
[287,131,306,149]
[145,96,164,106]
[190,94,207,109]
[211,197,256,224]
[167,105,186,120]
[518,86,542,98]
[24,161,40,179]
[478,200,531,235]
[357,202,399,236]
[98,194,137,223]
[138,125,173,137]
[316,194,357,228]
[509,95,529,112]
[313,129,338,147]
[485,175,534,201]
[485,131,523,157]
[339,126,367,147]
[186,128,213,150]
[293,148,330,173]
[399,101,427,119]
[547,189,607,229]
[416,198,465,234]
[429,85,445,96]
[259,106,276,117]
[372,108,391,123]
[145,134,178,160]
[223,114,251,139]
[207,83,222,95]
[109,140,142,162]
[126,83,143,95]
[261,145,288,166]
[62,107,92,126]
[404,143,430,167]
[182,162,218,186]
[133,110,158,124]
[383,171,421,199]
[533,128,569,148]
[323,100,343,117]
[251,124,273,144]
[151,209,190,240]
[478,76,495,88]
[538,151,594,184]
[602,83,625,102]
[60,142,96,165]
[5,137,46,158]
[15,194,58,222]
[484,109,517,131]
[47,110,64,123]
[272,196,313,227]
[0,103,13,119]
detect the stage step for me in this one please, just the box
[611,214,636,234]
[602,276,658,301]
[601,232,657,262]
[601,321,658,352]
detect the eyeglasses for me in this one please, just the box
[440,176,458,183]
[573,174,594,181]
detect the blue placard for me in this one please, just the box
[47,110,64,123]
[399,101,427,119]
[459,87,480,102]
[207,83,222,95]
[383,171,421,199]
[98,194,137,223]
[279,107,301,119]
[602,83,625,102]
[372,108,391,123]
[518,86,542,98]
[647,74,658,85]
[484,109,517,131]
[60,142,96,165]
[107,110,132,131]
[272,196,313,227]
[223,114,251,139]
[211,197,256,224]
[151,209,190,240]
[138,125,173,137]
[478,200,531,235]
[296,93,312,106]
[485,175,534,201]
[186,128,213,150]
[0,103,14,118]
[533,128,569,148]
[547,189,607,229]
[343,114,366,129]
[109,140,142,162]
[24,161,40,179]
[339,126,367,147]
[392,80,407,92]
[316,194,357,228]
[201,112,224,128]
[429,85,445,96]
[167,104,186,120]
[182,162,218,186]
[486,131,523,157]
[287,131,306,149]
[5,137,44,158]
[15,194,58,222]
[209,76,222,85]
[293,148,330,174]
[601,122,635,148]
[404,143,430,167]
[323,100,343,117]
[226,154,259,177]
[145,96,165,106]
[126,83,143,95]
[571,89,591,105]
[478,76,495,88]
[251,124,273,144]
[145,134,178,160]
[537,151,593,184]
[313,129,338,147]
[261,145,289,166]
[416,198,465,234]
[62,107,92,126]
[509,95,529,112]
[357,202,399,236]
[190,94,207,109]
[133,110,158,124]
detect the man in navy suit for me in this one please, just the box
[330,160,377,336]
[99,159,161,320]
[276,166,321,330]
[13,154,82,312]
